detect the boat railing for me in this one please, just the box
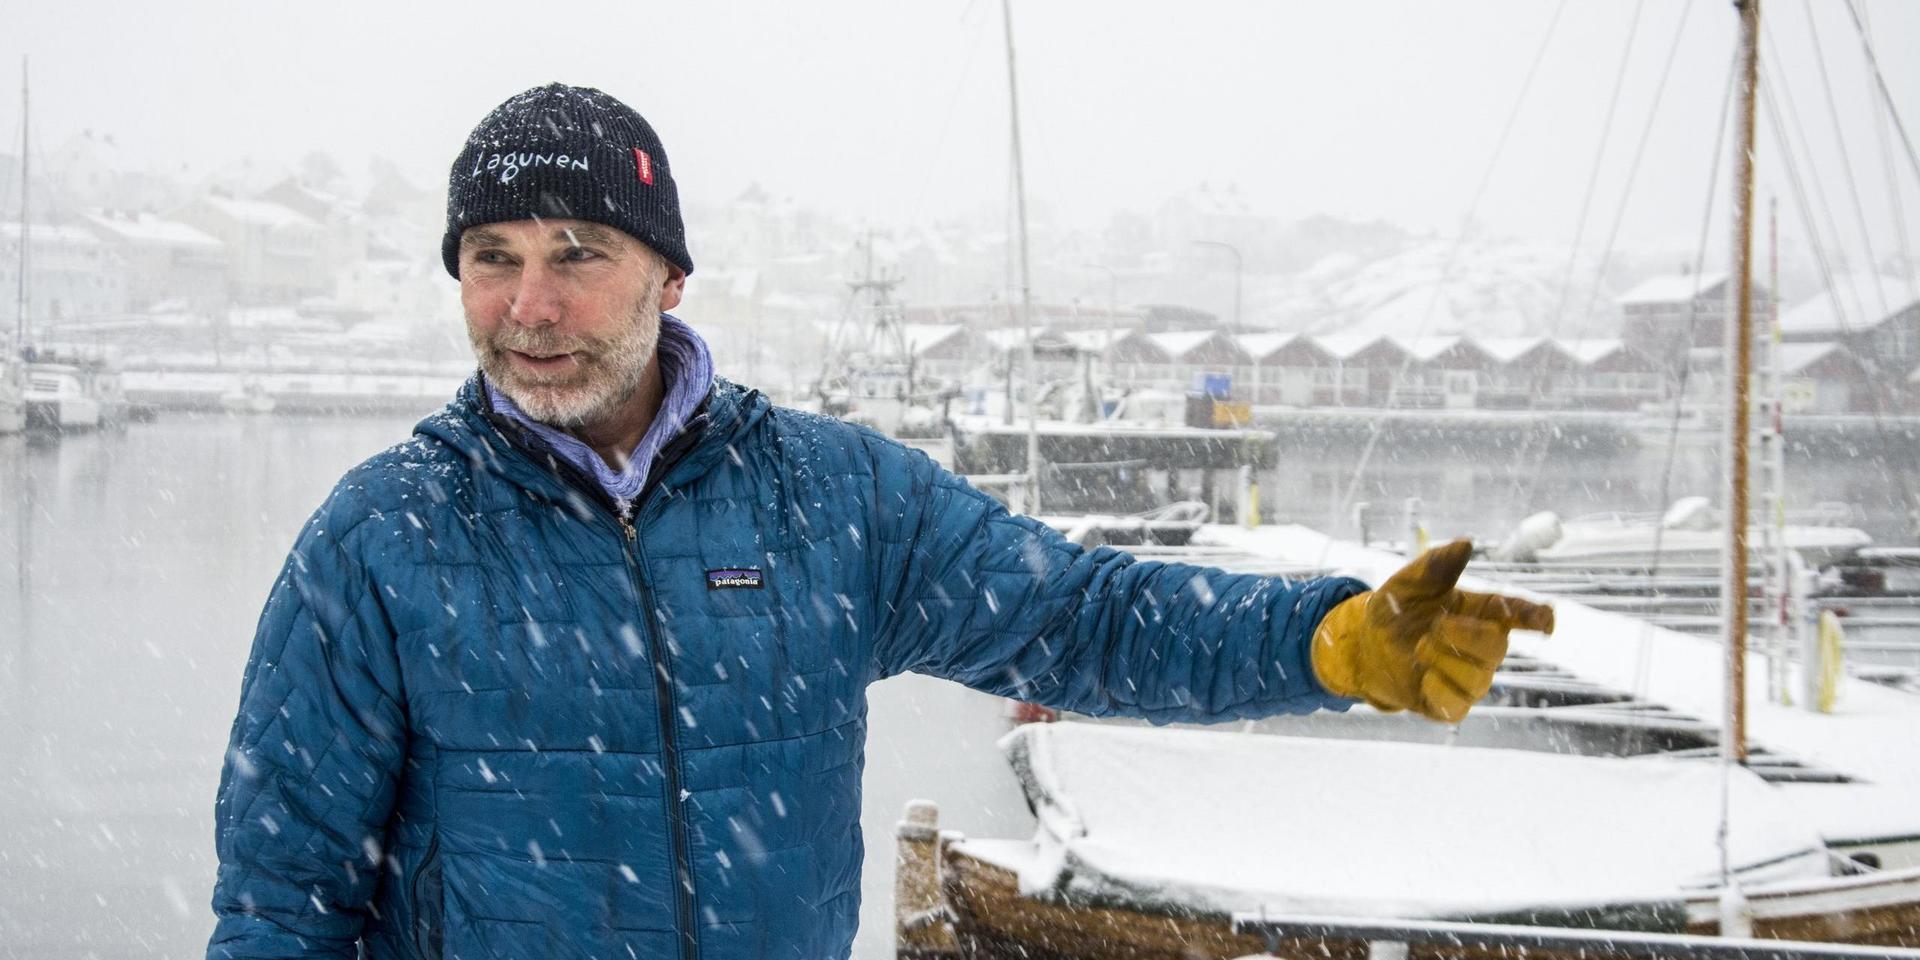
[1560,502,1859,528]
[1230,913,1920,960]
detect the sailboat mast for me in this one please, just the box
[1000,0,1041,514]
[1724,0,1761,766]
[13,56,27,355]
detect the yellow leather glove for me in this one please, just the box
[1312,539,1554,723]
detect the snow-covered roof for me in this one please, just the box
[1775,341,1849,375]
[1311,332,1385,360]
[1145,330,1231,360]
[1058,327,1133,354]
[1617,270,1728,306]
[1476,336,1548,363]
[202,196,319,230]
[980,328,1031,352]
[1389,335,1461,362]
[977,721,1825,919]
[1553,338,1625,365]
[82,211,222,248]
[1233,332,1300,361]
[0,223,103,245]
[1780,273,1920,336]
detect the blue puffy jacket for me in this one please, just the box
[208,376,1362,960]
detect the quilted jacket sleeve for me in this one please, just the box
[207,495,407,959]
[868,440,1366,722]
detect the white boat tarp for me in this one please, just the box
[969,723,1830,923]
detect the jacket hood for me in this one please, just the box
[414,372,772,509]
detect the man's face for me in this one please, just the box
[458,218,686,429]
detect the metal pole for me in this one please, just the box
[1768,195,1789,706]
[1000,0,1040,514]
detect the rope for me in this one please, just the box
[1799,0,1887,318]
[1634,45,1741,702]
[1545,0,1648,339]
[1319,0,1570,560]
[1762,25,1867,323]
[1843,0,1920,302]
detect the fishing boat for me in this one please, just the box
[23,362,103,430]
[1518,497,1873,568]
[811,236,957,439]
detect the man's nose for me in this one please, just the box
[506,262,563,326]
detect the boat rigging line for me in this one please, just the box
[1511,0,1700,513]
[1761,25,1865,319]
[1545,0,1648,335]
[1798,0,1888,320]
[1639,44,1741,702]
[1318,0,1570,563]
[1855,3,1916,303]
[1760,61,1920,527]
[1840,0,1920,202]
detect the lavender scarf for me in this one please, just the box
[488,313,714,515]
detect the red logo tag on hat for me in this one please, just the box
[633,148,655,185]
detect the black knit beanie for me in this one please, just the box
[442,83,692,278]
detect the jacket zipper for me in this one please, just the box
[616,511,701,960]
[409,831,443,960]
[475,393,716,960]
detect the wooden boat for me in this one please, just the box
[895,724,1920,960]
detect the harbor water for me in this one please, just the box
[0,408,1913,958]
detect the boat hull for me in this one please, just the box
[931,845,1920,959]
[24,395,102,430]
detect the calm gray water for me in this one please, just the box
[0,409,1912,958]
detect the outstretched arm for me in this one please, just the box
[869,444,1367,722]
[208,503,407,959]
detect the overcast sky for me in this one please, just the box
[5,0,1919,270]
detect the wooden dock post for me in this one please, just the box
[895,799,958,959]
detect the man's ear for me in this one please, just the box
[659,265,687,312]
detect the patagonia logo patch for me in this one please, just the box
[706,568,763,590]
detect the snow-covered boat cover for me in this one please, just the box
[971,723,1829,921]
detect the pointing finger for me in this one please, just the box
[1446,589,1555,634]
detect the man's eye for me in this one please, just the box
[563,247,600,262]
[473,250,509,264]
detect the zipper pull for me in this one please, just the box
[616,497,637,542]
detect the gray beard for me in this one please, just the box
[469,284,665,430]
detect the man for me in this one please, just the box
[207,84,1552,960]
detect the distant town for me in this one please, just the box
[5,131,1918,423]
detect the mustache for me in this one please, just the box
[487,326,603,357]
